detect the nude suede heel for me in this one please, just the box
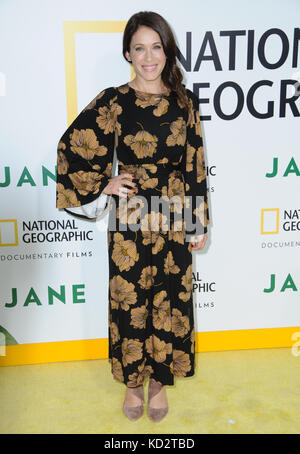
[147,378,168,422]
[122,385,144,421]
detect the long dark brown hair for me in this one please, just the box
[122,11,189,111]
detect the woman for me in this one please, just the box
[56,11,210,422]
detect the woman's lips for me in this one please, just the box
[142,65,157,72]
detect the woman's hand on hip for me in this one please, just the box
[190,234,207,250]
[102,173,137,198]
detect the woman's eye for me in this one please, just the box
[135,46,161,51]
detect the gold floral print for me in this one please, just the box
[152,235,165,254]
[171,308,190,338]
[141,178,158,189]
[194,200,209,230]
[127,359,154,387]
[187,97,196,128]
[161,176,185,214]
[179,264,193,302]
[57,84,210,387]
[57,140,66,151]
[70,128,108,160]
[112,232,139,272]
[116,197,145,225]
[117,84,130,95]
[195,110,203,137]
[162,175,184,198]
[186,143,196,172]
[145,335,172,363]
[69,170,104,196]
[153,98,169,117]
[110,357,124,383]
[123,164,160,190]
[135,94,163,109]
[140,211,169,233]
[130,301,149,330]
[170,349,191,377]
[124,130,158,158]
[157,158,168,164]
[56,183,80,209]
[166,117,186,147]
[196,146,206,183]
[103,162,113,177]
[110,275,137,311]
[169,221,185,244]
[164,251,180,275]
[184,196,191,209]
[96,97,122,136]
[119,163,150,182]
[141,163,157,174]
[138,266,157,289]
[153,291,171,332]
[57,150,69,175]
[118,164,160,192]
[141,229,165,254]
[122,338,143,367]
[109,322,120,345]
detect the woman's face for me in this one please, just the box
[125,25,167,86]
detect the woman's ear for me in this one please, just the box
[125,51,131,62]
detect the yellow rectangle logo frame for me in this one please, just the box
[0,219,18,246]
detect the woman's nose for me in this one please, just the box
[145,50,153,61]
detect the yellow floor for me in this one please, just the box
[0,347,300,434]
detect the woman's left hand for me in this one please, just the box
[190,233,207,250]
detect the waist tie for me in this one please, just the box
[118,163,182,177]
[111,163,186,233]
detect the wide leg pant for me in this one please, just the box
[107,166,196,387]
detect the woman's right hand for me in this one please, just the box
[102,173,137,198]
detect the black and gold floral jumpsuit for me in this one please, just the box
[56,82,210,387]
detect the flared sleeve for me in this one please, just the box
[56,86,120,219]
[181,89,210,237]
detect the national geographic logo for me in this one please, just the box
[261,208,300,249]
[0,219,93,247]
[22,219,93,243]
[261,208,280,234]
[261,208,300,233]
[0,220,18,246]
